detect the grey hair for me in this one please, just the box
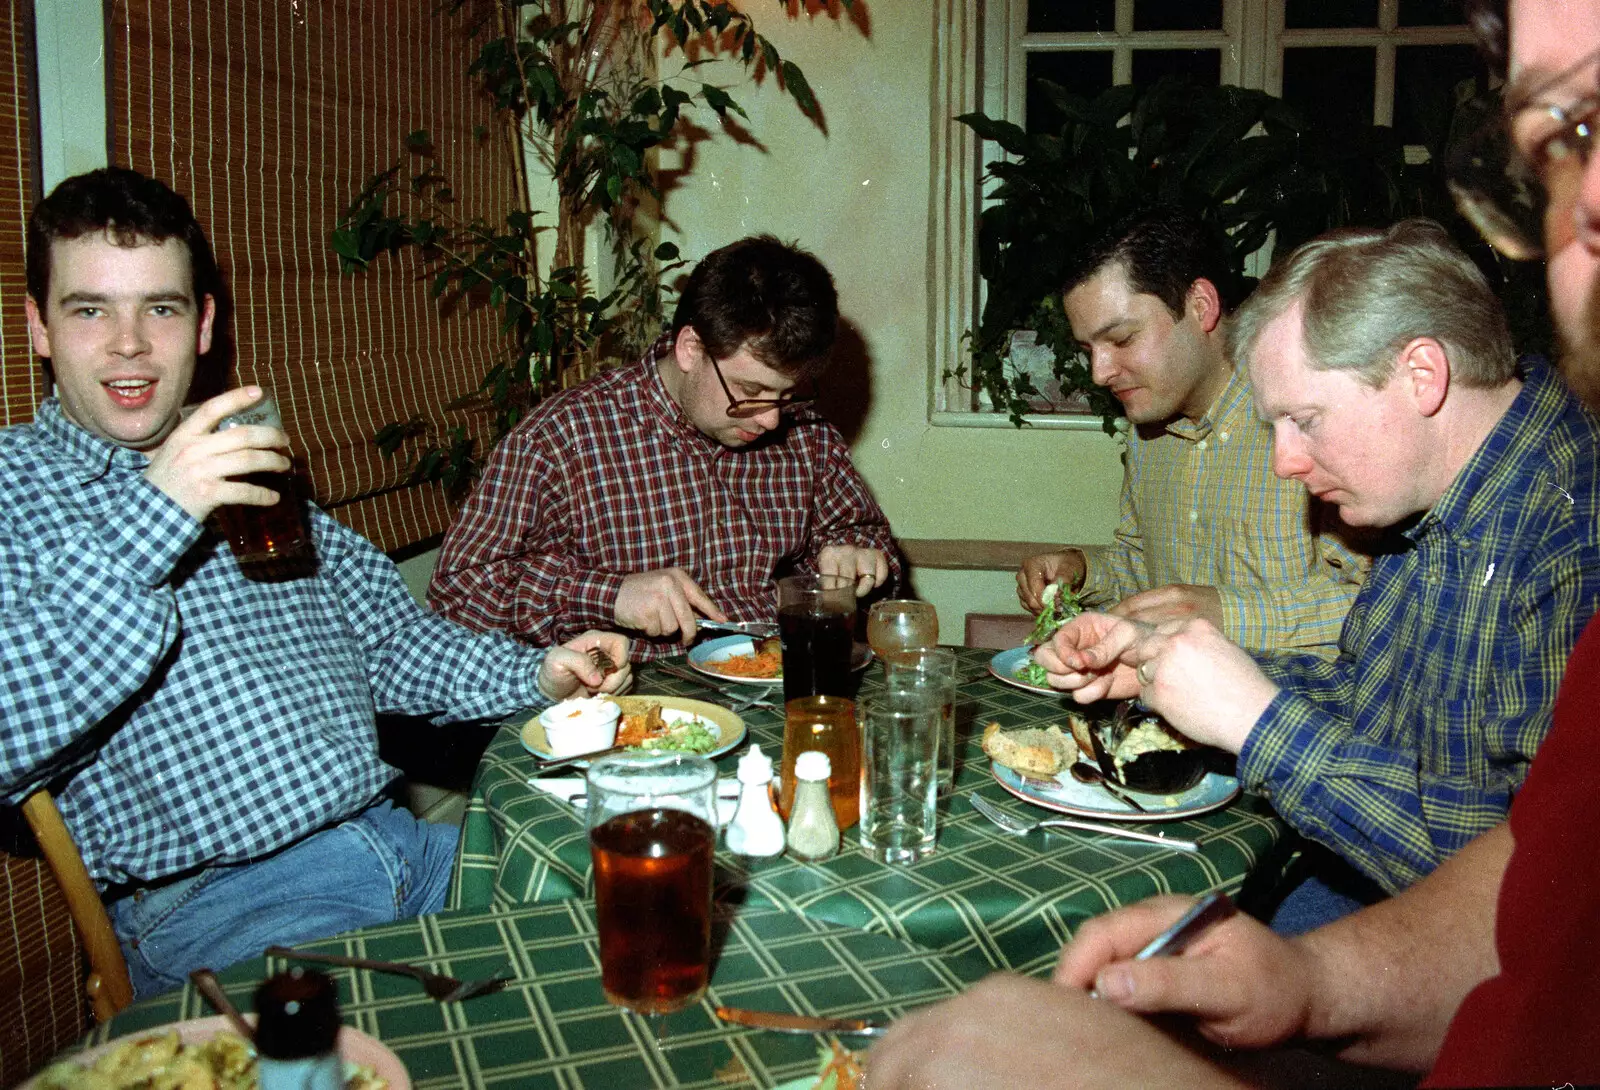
[1228,219,1514,388]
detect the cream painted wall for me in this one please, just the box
[655,6,1124,631]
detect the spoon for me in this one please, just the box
[1068,761,1148,813]
[189,968,255,1040]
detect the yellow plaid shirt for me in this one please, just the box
[1080,364,1367,655]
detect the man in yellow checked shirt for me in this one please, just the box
[1018,207,1368,656]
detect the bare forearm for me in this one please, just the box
[1298,823,1510,1070]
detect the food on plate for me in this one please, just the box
[713,639,782,679]
[805,1040,865,1090]
[1013,582,1084,687]
[1111,715,1198,778]
[981,722,1078,778]
[617,703,720,754]
[32,1029,387,1090]
[1064,710,1095,755]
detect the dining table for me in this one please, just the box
[59,899,993,1089]
[451,646,1288,977]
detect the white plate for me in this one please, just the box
[24,1014,410,1089]
[986,646,1062,696]
[688,634,873,687]
[990,761,1240,823]
[519,695,746,762]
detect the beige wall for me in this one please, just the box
[657,7,1123,631]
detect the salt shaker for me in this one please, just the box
[785,750,839,862]
[725,744,785,858]
[254,967,344,1090]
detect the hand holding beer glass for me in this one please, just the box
[586,753,718,1017]
[211,390,310,563]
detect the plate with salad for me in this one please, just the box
[988,582,1083,695]
[519,695,745,762]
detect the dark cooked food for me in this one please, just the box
[1089,703,1206,794]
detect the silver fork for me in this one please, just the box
[968,794,1200,852]
[266,946,514,1002]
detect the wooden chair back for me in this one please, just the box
[0,791,133,1083]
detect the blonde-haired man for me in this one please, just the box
[1040,219,1600,930]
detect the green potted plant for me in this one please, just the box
[954,75,1550,431]
[331,0,855,494]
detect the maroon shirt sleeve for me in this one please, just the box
[1424,615,1600,1087]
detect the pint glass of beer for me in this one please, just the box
[586,753,718,1015]
[213,391,310,563]
[777,573,856,702]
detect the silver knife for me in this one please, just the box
[653,662,780,708]
[715,1005,891,1037]
[530,742,630,774]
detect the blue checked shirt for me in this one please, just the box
[1242,360,1600,893]
[0,400,550,887]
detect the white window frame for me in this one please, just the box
[930,0,1476,428]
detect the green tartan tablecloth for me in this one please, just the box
[450,648,1287,976]
[77,900,992,1089]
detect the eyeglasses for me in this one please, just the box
[1448,46,1600,262]
[706,352,816,419]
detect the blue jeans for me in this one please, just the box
[1268,848,1387,937]
[110,800,459,998]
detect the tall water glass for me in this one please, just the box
[883,647,959,795]
[586,753,718,1014]
[866,600,939,662]
[778,574,856,701]
[858,688,941,864]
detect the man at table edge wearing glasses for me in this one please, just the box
[427,234,899,660]
[0,167,631,998]
[1017,207,1368,657]
[865,2,1600,1085]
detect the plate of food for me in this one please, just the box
[519,695,746,762]
[688,635,873,686]
[981,709,1238,822]
[988,581,1084,694]
[987,645,1061,695]
[24,1014,408,1089]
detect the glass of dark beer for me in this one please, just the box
[213,391,310,563]
[777,573,856,702]
[586,753,718,1016]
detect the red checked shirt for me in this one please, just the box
[429,336,900,659]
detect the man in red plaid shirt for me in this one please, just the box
[428,235,900,660]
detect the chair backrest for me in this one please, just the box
[20,792,133,1023]
[0,850,91,1085]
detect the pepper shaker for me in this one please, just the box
[785,750,839,862]
[725,744,786,858]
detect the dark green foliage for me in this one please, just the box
[332,1,847,492]
[956,75,1552,429]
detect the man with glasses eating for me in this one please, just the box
[429,235,898,659]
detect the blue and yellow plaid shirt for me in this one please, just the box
[0,400,551,887]
[1082,364,1367,655]
[1243,360,1600,893]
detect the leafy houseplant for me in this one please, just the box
[955,76,1551,431]
[332,0,854,494]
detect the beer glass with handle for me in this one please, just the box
[586,753,719,1019]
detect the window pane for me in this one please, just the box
[1132,49,1222,86]
[1399,0,1464,26]
[1134,0,1222,31]
[1027,0,1115,34]
[1395,44,1490,148]
[1282,47,1376,137]
[1026,50,1114,133]
[1285,0,1378,29]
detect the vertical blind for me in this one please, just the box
[0,0,37,427]
[108,0,520,551]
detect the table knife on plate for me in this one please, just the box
[715,1005,891,1036]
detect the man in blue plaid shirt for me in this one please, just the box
[1038,219,1600,931]
[0,168,631,997]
